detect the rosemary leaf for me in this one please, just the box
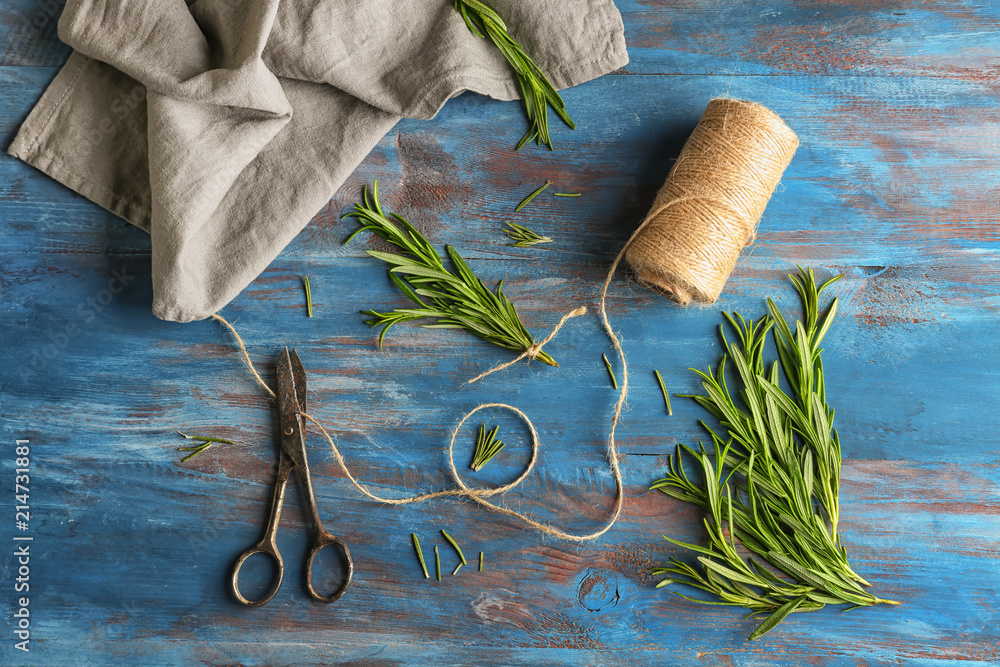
[455,2,574,150]
[654,369,673,416]
[441,529,468,565]
[412,533,429,579]
[344,181,559,366]
[651,268,897,640]
[602,353,617,390]
[176,432,236,445]
[176,432,235,462]
[515,181,551,212]
[303,275,314,317]
[502,221,552,247]
[553,192,581,197]
[453,563,463,576]
[749,597,804,641]
[435,546,441,581]
[479,551,484,571]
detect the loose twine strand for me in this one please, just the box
[209,98,797,541]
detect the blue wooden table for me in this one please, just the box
[2,2,998,665]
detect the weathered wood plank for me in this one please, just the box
[2,1,999,665]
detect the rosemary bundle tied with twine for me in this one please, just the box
[344,181,575,368]
[652,268,897,639]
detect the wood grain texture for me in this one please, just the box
[2,1,999,665]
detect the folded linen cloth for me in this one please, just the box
[8,0,627,322]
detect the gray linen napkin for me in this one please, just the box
[8,0,627,322]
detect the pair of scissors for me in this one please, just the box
[231,347,353,607]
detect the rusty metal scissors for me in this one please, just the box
[231,347,353,607]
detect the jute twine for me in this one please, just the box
[207,98,797,541]
[624,98,799,304]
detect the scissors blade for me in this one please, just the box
[276,347,309,472]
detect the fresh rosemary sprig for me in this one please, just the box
[344,181,559,366]
[176,432,235,462]
[651,268,897,640]
[502,222,552,248]
[471,423,506,471]
[515,181,551,212]
[454,1,575,150]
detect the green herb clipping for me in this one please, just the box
[441,529,468,565]
[412,533,430,579]
[344,181,560,366]
[454,1,575,150]
[515,181,551,212]
[602,353,617,390]
[650,268,897,640]
[176,432,235,462]
[654,369,672,416]
[303,276,314,317]
[471,423,507,471]
[502,222,552,248]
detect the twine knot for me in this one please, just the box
[464,305,587,385]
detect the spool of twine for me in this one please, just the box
[625,98,799,304]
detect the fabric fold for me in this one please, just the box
[8,0,628,322]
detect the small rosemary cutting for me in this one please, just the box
[454,0,575,149]
[651,268,897,640]
[471,423,506,471]
[176,432,235,462]
[344,181,560,366]
[502,222,552,248]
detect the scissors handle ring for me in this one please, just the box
[231,543,284,607]
[305,532,353,603]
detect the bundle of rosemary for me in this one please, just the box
[454,0,575,149]
[344,182,560,366]
[652,268,897,640]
